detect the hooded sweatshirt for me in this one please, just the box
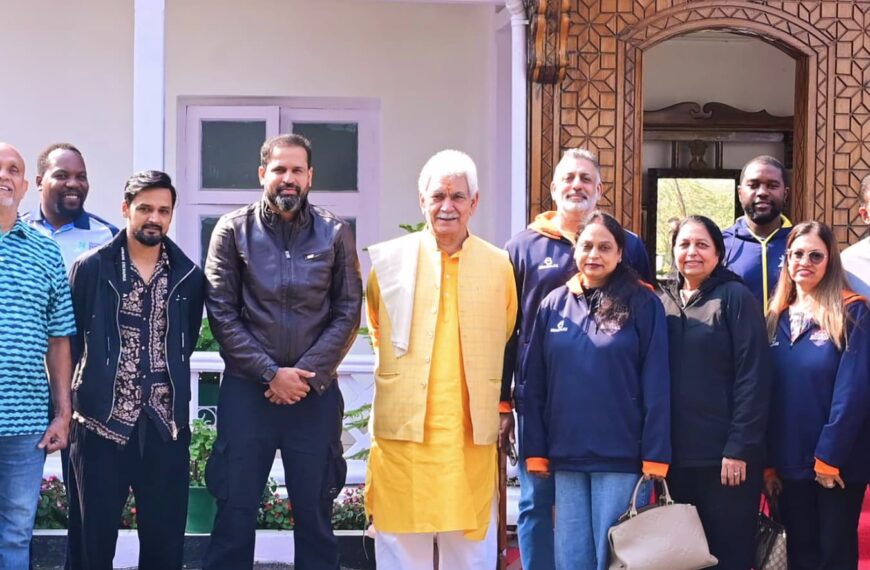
[500,212,654,412]
[768,295,870,483]
[658,267,772,467]
[722,215,793,310]
[522,275,671,474]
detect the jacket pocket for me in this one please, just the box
[322,442,348,504]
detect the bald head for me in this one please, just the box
[0,143,24,167]
[0,143,29,210]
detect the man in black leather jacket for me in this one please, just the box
[203,134,362,570]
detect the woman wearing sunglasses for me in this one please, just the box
[522,211,671,570]
[658,215,772,570]
[765,220,870,570]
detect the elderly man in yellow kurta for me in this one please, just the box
[365,149,517,569]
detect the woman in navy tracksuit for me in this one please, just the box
[522,211,671,570]
[658,215,772,570]
[765,221,870,570]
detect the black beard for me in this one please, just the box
[54,199,84,221]
[273,194,301,212]
[745,203,782,226]
[133,227,163,247]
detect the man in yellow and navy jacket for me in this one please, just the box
[365,150,517,570]
[723,155,793,311]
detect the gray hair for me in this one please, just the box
[554,148,602,183]
[417,149,479,197]
[860,174,870,207]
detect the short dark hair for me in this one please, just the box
[36,143,83,177]
[670,215,727,266]
[260,134,312,169]
[739,155,789,188]
[123,170,177,206]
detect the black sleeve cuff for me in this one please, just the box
[261,366,278,384]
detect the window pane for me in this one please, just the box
[201,121,265,189]
[654,178,736,275]
[293,123,358,191]
[200,216,220,267]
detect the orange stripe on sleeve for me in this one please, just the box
[642,461,669,477]
[526,457,550,474]
[499,401,513,413]
[814,458,840,476]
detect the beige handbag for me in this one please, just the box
[607,477,718,570]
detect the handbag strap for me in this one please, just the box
[628,476,674,517]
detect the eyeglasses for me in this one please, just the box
[788,249,827,265]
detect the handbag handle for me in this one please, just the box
[628,476,674,518]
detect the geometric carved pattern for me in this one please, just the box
[530,0,869,246]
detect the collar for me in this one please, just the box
[3,218,29,237]
[422,226,473,255]
[567,272,654,296]
[737,214,793,243]
[259,196,312,229]
[528,211,575,243]
[29,206,92,230]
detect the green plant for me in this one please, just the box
[35,476,68,529]
[195,318,220,352]
[120,492,137,529]
[258,479,294,530]
[189,418,217,487]
[343,404,371,460]
[399,222,425,234]
[331,486,367,530]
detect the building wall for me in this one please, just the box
[164,0,499,245]
[3,0,133,224]
[643,33,796,173]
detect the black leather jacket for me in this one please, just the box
[204,198,362,394]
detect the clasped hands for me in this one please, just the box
[264,367,314,405]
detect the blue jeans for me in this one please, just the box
[516,415,556,570]
[554,471,649,570]
[0,434,45,570]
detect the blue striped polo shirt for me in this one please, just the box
[0,219,76,436]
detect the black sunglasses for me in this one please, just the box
[788,249,827,265]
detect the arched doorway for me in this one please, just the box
[528,0,868,246]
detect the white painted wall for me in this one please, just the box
[3,0,133,226]
[644,32,796,116]
[642,32,794,172]
[164,0,500,244]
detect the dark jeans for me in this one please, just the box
[203,375,346,570]
[67,419,190,570]
[778,478,867,570]
[667,465,763,570]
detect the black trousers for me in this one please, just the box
[667,465,763,570]
[778,478,867,570]
[66,418,190,570]
[203,375,346,570]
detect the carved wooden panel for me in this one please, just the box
[529,0,870,246]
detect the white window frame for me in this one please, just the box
[177,97,381,277]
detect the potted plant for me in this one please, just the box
[187,418,218,533]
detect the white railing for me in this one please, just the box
[188,347,376,485]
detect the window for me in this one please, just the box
[178,98,380,278]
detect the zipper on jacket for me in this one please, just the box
[106,281,123,422]
[164,264,196,441]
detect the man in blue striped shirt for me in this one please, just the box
[0,143,75,569]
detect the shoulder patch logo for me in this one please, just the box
[549,319,568,333]
[538,257,558,270]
